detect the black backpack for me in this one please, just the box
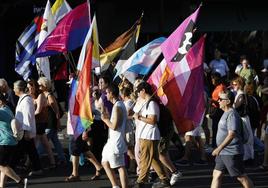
[246,95,260,129]
[146,100,174,138]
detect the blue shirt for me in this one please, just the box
[0,106,18,146]
[216,108,243,155]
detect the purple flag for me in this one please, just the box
[161,5,200,72]
[35,2,90,58]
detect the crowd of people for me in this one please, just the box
[1,46,268,188]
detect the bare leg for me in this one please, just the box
[0,166,21,185]
[39,134,56,165]
[0,172,5,188]
[118,166,128,188]
[159,153,177,174]
[84,150,102,175]
[237,175,254,188]
[102,161,119,187]
[211,169,223,188]
[263,134,268,166]
[71,155,79,176]
[195,136,207,161]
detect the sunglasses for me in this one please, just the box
[232,83,237,86]
[218,98,229,101]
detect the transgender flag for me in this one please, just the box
[34,2,90,58]
[114,37,165,82]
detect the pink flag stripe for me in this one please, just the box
[164,36,205,133]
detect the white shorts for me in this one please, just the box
[185,126,201,137]
[101,144,125,169]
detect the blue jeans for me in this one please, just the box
[45,129,66,162]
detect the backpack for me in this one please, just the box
[146,100,174,138]
[240,118,250,144]
[245,95,260,129]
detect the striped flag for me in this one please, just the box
[15,16,43,80]
[36,0,56,80]
[71,15,99,138]
[34,2,90,58]
[51,0,72,23]
[36,0,71,80]
[114,37,165,81]
[100,14,142,72]
[163,36,205,133]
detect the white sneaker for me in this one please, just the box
[170,171,182,186]
[24,178,28,188]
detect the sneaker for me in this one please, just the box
[193,160,208,166]
[28,170,43,176]
[131,181,146,188]
[170,171,182,186]
[148,171,158,183]
[17,178,28,188]
[175,159,190,166]
[152,179,170,188]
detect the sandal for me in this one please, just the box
[259,165,268,170]
[65,175,81,182]
[90,168,104,181]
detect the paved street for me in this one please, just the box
[6,159,268,188]
[5,114,268,188]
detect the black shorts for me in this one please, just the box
[36,122,47,135]
[158,137,171,154]
[70,134,90,156]
[0,145,16,166]
[215,154,245,177]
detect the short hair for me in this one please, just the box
[219,90,235,106]
[107,84,119,98]
[211,72,222,84]
[136,82,153,95]
[14,80,28,93]
[240,55,248,63]
[0,79,8,87]
[38,77,52,91]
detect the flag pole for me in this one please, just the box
[63,52,76,73]
[130,78,169,112]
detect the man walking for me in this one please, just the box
[211,90,254,188]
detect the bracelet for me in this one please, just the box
[138,115,142,121]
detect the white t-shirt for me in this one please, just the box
[124,99,135,132]
[138,100,160,140]
[15,94,36,138]
[209,59,229,77]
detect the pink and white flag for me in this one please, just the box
[164,36,206,133]
[161,5,200,72]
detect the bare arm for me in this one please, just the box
[35,94,44,115]
[133,113,157,125]
[102,106,122,130]
[47,94,60,119]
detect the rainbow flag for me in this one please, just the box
[72,15,99,137]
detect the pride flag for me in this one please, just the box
[114,37,165,81]
[35,2,90,58]
[71,16,98,137]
